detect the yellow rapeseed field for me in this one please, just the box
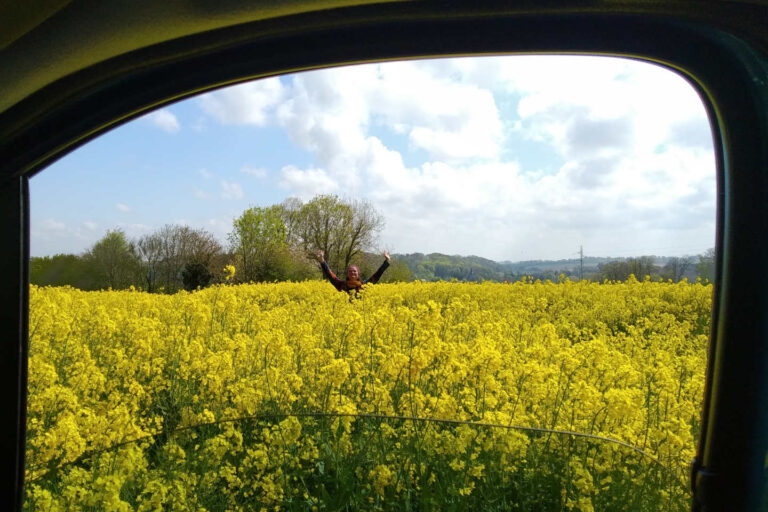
[24,278,711,511]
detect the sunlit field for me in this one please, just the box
[24,279,710,511]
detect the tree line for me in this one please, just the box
[593,253,714,283]
[31,195,411,292]
[31,193,716,290]
[399,251,716,283]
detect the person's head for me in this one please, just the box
[346,265,360,281]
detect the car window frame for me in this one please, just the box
[1,6,767,511]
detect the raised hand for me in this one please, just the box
[316,249,325,262]
[383,250,391,262]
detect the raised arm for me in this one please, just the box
[316,250,345,291]
[365,251,391,285]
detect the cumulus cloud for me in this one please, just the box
[559,156,621,189]
[500,56,710,159]
[370,147,714,260]
[275,62,503,166]
[372,56,715,258]
[220,181,244,200]
[279,166,339,199]
[116,203,131,213]
[199,78,285,125]
[145,109,180,133]
[366,62,503,161]
[566,116,634,158]
[195,56,715,260]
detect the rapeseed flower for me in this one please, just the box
[24,280,709,510]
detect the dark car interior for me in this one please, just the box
[1,1,767,510]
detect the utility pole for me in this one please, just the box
[579,245,584,281]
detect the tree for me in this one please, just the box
[339,199,384,271]
[662,256,694,282]
[156,225,198,291]
[696,248,715,282]
[294,195,350,272]
[137,225,223,292]
[599,260,630,281]
[184,227,223,268]
[294,195,384,273]
[275,197,304,246]
[627,256,656,280]
[282,245,321,281]
[228,206,289,282]
[359,251,412,283]
[30,254,97,289]
[135,231,163,292]
[182,262,213,291]
[381,259,412,282]
[83,229,141,289]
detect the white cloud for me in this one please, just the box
[188,56,715,260]
[241,165,268,178]
[498,56,711,160]
[366,57,714,259]
[274,63,503,167]
[220,180,244,200]
[279,166,339,199]
[145,109,180,133]
[38,218,67,235]
[199,78,285,125]
[28,56,715,260]
[368,147,714,260]
[368,62,504,162]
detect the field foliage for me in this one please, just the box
[24,279,710,511]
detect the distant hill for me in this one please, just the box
[394,252,579,282]
[394,253,703,282]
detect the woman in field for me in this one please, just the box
[316,249,390,299]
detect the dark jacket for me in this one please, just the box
[320,259,390,296]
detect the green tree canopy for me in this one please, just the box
[288,195,384,273]
[30,254,97,289]
[696,248,715,282]
[83,229,141,289]
[228,206,289,282]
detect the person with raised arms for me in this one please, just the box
[316,249,390,299]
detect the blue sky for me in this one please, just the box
[31,56,716,261]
